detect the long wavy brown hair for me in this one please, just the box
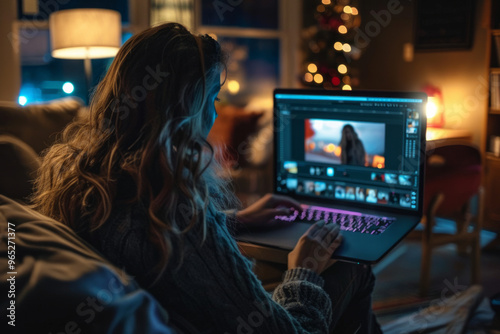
[339,124,366,166]
[31,23,236,277]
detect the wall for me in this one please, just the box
[356,0,489,147]
[0,1,21,102]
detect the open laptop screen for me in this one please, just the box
[274,90,427,213]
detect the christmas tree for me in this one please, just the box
[301,0,361,90]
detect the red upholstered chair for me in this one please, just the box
[419,142,483,296]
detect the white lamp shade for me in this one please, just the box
[50,9,121,59]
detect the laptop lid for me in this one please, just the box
[273,89,427,217]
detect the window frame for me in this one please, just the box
[192,0,301,88]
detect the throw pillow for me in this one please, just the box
[208,105,263,168]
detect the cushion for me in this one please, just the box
[0,195,175,333]
[0,135,41,202]
[0,97,82,154]
[208,105,263,168]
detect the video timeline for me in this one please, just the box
[280,161,417,209]
[279,177,416,209]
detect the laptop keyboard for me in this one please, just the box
[275,205,394,235]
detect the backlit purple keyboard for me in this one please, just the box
[275,205,394,235]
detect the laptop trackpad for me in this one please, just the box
[236,223,311,251]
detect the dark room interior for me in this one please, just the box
[1,0,500,333]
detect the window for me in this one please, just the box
[151,0,301,106]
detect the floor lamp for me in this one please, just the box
[49,8,122,103]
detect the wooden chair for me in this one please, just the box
[419,142,483,296]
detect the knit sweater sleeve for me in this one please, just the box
[180,208,333,333]
[91,205,333,333]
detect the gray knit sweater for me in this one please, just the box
[84,203,332,333]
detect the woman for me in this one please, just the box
[32,23,380,333]
[339,124,366,166]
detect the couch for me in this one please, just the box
[0,98,84,202]
[0,98,274,207]
[0,194,202,333]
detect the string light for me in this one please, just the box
[308,63,318,73]
[303,2,359,90]
[314,73,324,84]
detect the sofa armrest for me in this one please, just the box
[0,195,177,333]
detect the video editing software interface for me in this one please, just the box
[275,92,425,212]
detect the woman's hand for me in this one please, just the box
[235,193,302,229]
[288,221,343,274]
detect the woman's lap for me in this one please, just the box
[254,259,382,333]
[321,261,382,334]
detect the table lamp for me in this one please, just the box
[49,8,122,100]
[423,84,445,128]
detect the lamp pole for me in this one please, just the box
[84,47,92,104]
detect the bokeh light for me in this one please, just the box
[314,73,324,84]
[308,63,318,73]
[18,96,27,106]
[227,80,240,94]
[62,82,74,94]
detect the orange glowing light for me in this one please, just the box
[423,85,444,128]
[372,155,385,169]
[324,143,336,153]
[334,146,342,157]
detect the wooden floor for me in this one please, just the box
[373,232,500,326]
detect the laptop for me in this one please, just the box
[236,89,428,264]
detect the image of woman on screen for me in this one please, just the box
[339,124,366,166]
